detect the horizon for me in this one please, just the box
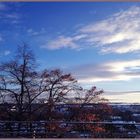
[0,2,140,103]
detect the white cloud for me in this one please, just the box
[45,6,140,54]
[0,3,20,25]
[68,59,140,84]
[79,6,140,54]
[72,34,87,41]
[104,59,140,72]
[104,92,140,103]
[78,75,133,83]
[27,28,40,36]
[27,28,47,37]
[43,36,79,50]
[0,12,20,25]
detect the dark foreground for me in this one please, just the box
[0,121,140,138]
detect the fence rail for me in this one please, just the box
[0,121,140,138]
[0,120,140,124]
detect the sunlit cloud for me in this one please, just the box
[45,6,140,55]
[78,75,133,83]
[79,6,140,54]
[103,92,140,103]
[67,59,140,84]
[104,59,140,72]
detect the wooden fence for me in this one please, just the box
[0,121,139,138]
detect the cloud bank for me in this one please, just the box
[43,6,140,54]
[67,59,140,84]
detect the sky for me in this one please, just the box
[0,2,140,103]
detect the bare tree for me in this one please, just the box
[65,86,111,131]
[35,69,81,120]
[0,44,82,121]
[0,43,38,120]
[73,86,108,104]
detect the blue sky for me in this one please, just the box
[1,2,140,103]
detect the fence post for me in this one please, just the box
[33,130,36,139]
